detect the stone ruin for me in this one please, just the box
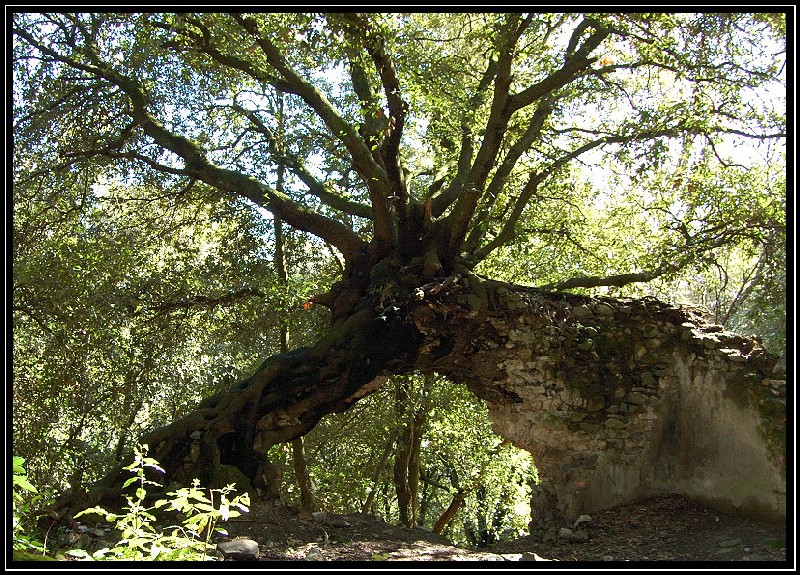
[411,278,786,537]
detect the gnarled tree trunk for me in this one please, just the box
[48,259,786,532]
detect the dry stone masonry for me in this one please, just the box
[409,274,786,537]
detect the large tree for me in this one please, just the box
[13,12,785,519]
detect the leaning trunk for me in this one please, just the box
[48,266,786,530]
[50,286,420,514]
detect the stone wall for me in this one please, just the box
[411,276,786,534]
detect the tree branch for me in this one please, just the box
[334,13,411,240]
[231,103,373,219]
[228,13,396,255]
[442,14,526,256]
[466,97,554,252]
[507,45,601,113]
[141,288,268,318]
[15,25,368,262]
[151,18,295,94]
[431,56,497,218]
[472,171,544,263]
[536,219,765,292]
[537,271,663,291]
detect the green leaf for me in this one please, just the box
[75,507,114,520]
[141,458,165,473]
[186,492,213,505]
[13,456,26,474]
[13,476,38,493]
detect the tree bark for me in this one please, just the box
[48,290,420,515]
[361,431,397,516]
[392,379,413,527]
[291,437,316,512]
[45,265,784,527]
[392,374,433,527]
[433,488,466,535]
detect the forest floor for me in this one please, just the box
[213,493,790,565]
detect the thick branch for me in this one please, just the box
[431,56,497,218]
[346,57,384,145]
[537,271,662,291]
[462,14,521,191]
[472,171,544,263]
[443,15,526,256]
[335,13,410,238]
[447,17,609,259]
[472,120,719,264]
[537,218,762,291]
[129,117,365,260]
[153,19,295,94]
[228,13,396,254]
[509,17,610,113]
[466,98,554,253]
[142,288,267,317]
[291,168,373,221]
[15,27,367,261]
[347,15,409,201]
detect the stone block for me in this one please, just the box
[603,416,626,429]
[571,305,593,319]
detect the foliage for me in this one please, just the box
[12,12,784,279]
[11,10,786,550]
[13,456,46,554]
[70,444,249,561]
[276,374,537,546]
[12,173,334,497]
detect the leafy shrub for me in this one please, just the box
[69,444,249,561]
[13,455,46,554]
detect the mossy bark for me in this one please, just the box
[46,265,784,526]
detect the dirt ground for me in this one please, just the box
[215,494,790,565]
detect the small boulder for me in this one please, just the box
[571,305,593,319]
[519,551,553,561]
[573,514,592,529]
[304,547,327,561]
[217,538,259,561]
[330,517,351,528]
[558,527,589,542]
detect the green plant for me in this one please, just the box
[13,455,46,554]
[158,478,250,552]
[70,444,249,561]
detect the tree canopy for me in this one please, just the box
[12,11,786,542]
[14,12,785,287]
